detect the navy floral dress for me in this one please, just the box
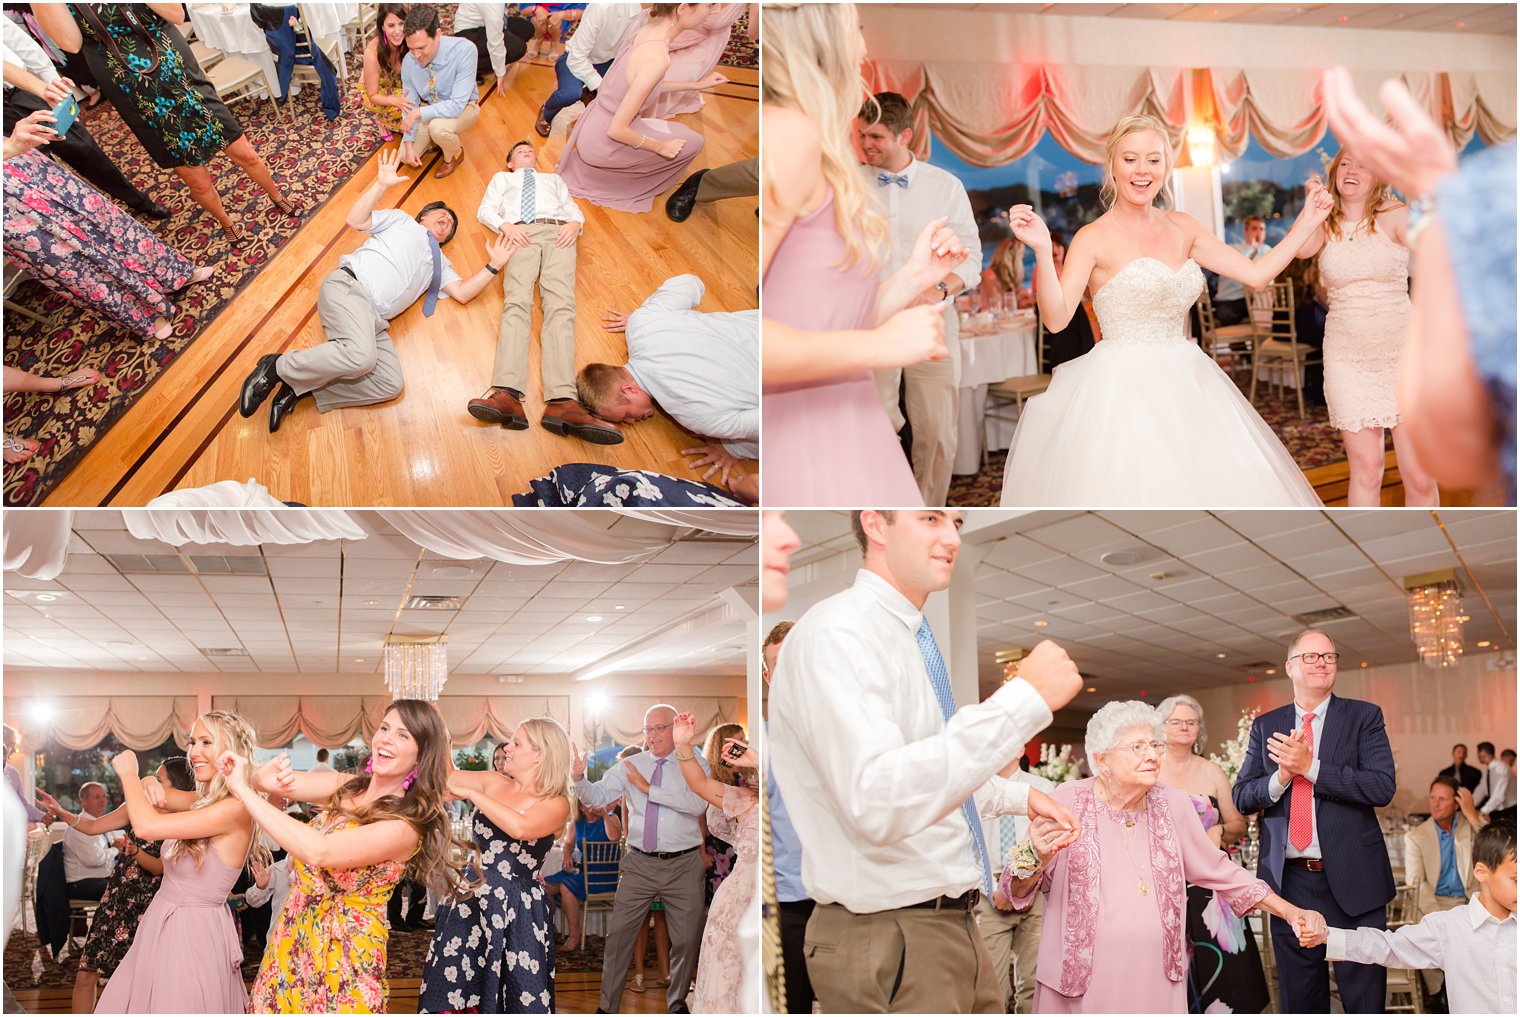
[3,149,193,337]
[418,810,556,1013]
[78,830,163,976]
[68,4,244,167]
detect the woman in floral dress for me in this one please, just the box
[668,713,759,1013]
[34,757,198,1014]
[419,718,573,1013]
[2,111,215,340]
[34,3,300,244]
[361,4,410,141]
[701,723,744,905]
[223,700,476,1013]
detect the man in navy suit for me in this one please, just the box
[1233,629,1396,1013]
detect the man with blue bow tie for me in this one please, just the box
[858,92,980,506]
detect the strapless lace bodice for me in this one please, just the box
[1091,258,1204,346]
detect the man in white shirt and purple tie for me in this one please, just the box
[469,139,622,444]
[858,93,981,506]
[769,509,1085,1013]
[573,704,712,1014]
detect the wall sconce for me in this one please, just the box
[1187,126,1216,168]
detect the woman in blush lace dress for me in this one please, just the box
[1293,149,1438,507]
[666,712,758,1013]
[997,115,1331,507]
[1002,701,1325,1014]
[761,2,969,507]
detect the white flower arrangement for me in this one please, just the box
[1208,706,1261,783]
[1032,743,1080,784]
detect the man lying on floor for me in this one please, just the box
[238,149,509,433]
[576,274,758,495]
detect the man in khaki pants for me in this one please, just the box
[399,6,481,179]
[768,510,1085,1013]
[468,140,620,444]
[975,759,1051,1013]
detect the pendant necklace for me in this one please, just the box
[1104,785,1151,895]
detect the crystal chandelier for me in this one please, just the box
[998,648,1027,683]
[383,636,449,700]
[1405,571,1468,670]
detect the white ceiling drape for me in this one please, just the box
[3,511,73,581]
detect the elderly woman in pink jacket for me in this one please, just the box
[1002,701,1325,1013]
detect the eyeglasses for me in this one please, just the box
[1290,652,1340,665]
[1163,719,1199,729]
[1113,740,1167,758]
[642,723,673,735]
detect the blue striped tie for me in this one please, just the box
[917,618,994,897]
[521,168,536,223]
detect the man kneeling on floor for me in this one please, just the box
[577,274,758,484]
[239,149,510,432]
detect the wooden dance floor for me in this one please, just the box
[43,62,758,507]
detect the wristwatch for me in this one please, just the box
[486,264,500,276]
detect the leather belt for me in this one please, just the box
[1285,857,1325,872]
[340,265,357,280]
[529,218,573,226]
[628,845,699,861]
[903,889,981,911]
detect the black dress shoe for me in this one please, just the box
[667,1002,690,1014]
[134,201,172,220]
[240,354,282,417]
[268,382,308,433]
[665,169,707,223]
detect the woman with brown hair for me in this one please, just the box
[361,4,411,142]
[222,699,475,1013]
[34,3,302,245]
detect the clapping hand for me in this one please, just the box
[623,760,651,794]
[1007,204,1052,254]
[375,148,407,188]
[1267,729,1313,782]
[1322,66,1456,200]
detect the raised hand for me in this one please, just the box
[623,760,651,794]
[1294,183,1334,232]
[254,753,294,795]
[140,777,168,809]
[1016,639,1082,712]
[571,744,588,781]
[1322,66,1456,200]
[906,216,970,289]
[721,737,759,769]
[375,147,406,188]
[1007,204,1051,253]
[873,302,947,369]
[217,750,249,790]
[250,854,272,889]
[671,712,697,750]
[33,787,62,821]
[110,749,139,779]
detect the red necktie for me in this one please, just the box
[1288,712,1316,852]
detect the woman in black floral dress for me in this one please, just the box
[34,3,301,245]
[421,720,572,1013]
[34,756,198,1013]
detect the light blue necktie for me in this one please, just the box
[998,814,1016,872]
[422,233,442,317]
[917,618,994,897]
[520,168,536,223]
[878,171,909,188]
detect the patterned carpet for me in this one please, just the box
[948,372,1344,507]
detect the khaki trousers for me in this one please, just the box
[875,319,961,505]
[277,269,403,412]
[413,101,480,161]
[695,157,758,202]
[596,847,705,1013]
[974,895,1043,1013]
[805,901,1004,1013]
[491,222,578,401]
[1418,894,1467,993]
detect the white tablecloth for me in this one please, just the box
[188,3,357,97]
[953,318,1038,475]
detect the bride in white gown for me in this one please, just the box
[998,114,1330,507]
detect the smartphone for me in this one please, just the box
[50,94,79,136]
[723,739,749,762]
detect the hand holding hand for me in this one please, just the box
[570,744,588,781]
[1294,908,1328,948]
[1007,204,1052,254]
[1322,66,1456,200]
[1026,788,1081,853]
[110,749,139,780]
[873,303,947,369]
[671,712,697,750]
[375,147,406,188]
[681,443,740,486]
[1017,640,1083,712]
[1267,729,1313,780]
[555,222,580,249]
[623,760,651,794]
[601,309,630,333]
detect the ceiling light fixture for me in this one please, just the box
[996,647,1027,682]
[1405,569,1468,669]
[383,635,448,700]
[586,615,603,622]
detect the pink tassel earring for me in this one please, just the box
[403,770,417,791]
[365,756,373,774]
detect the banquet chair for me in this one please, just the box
[1248,281,1319,419]
[1245,909,1279,1013]
[1384,966,1426,1013]
[580,839,623,942]
[344,4,376,53]
[3,260,48,326]
[169,20,224,71]
[1195,288,1259,377]
[18,831,51,935]
[204,53,282,122]
[982,322,1051,469]
[294,4,349,83]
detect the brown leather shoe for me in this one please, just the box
[467,387,528,429]
[534,103,552,138]
[433,149,463,179]
[541,399,623,445]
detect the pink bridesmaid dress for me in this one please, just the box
[641,3,746,118]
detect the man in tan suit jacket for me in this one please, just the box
[1403,776,1488,993]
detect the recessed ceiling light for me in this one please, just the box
[614,605,626,610]
[1478,640,1492,648]
[1099,549,1146,568]
[1361,660,1369,668]
[365,599,378,606]
[1086,686,1096,693]
[36,594,56,602]
[1033,620,1048,628]
[431,565,475,578]
[353,658,365,663]
[1216,652,1227,659]
[1264,668,1277,675]
[586,615,603,622]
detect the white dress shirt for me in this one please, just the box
[63,813,117,883]
[476,168,585,233]
[768,569,1055,913]
[1478,758,1510,815]
[1215,242,1267,303]
[2,17,58,88]
[243,855,293,938]
[573,749,712,854]
[339,210,461,321]
[1327,894,1516,1015]
[1266,696,1329,859]
[625,275,759,458]
[452,3,510,79]
[862,157,979,323]
[564,3,642,91]
[979,770,1055,877]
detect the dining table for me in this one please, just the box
[952,311,1038,476]
[188,3,357,98]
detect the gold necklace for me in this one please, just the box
[1101,785,1151,895]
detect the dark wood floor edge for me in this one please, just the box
[95,84,500,505]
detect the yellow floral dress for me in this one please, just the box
[249,811,408,1013]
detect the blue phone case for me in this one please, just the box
[50,95,79,136]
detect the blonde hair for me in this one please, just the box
[576,363,628,419]
[1101,115,1175,210]
[164,711,271,874]
[517,717,572,803]
[989,236,1025,292]
[703,722,755,787]
[1323,149,1398,241]
[761,2,886,269]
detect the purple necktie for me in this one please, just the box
[642,758,666,852]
